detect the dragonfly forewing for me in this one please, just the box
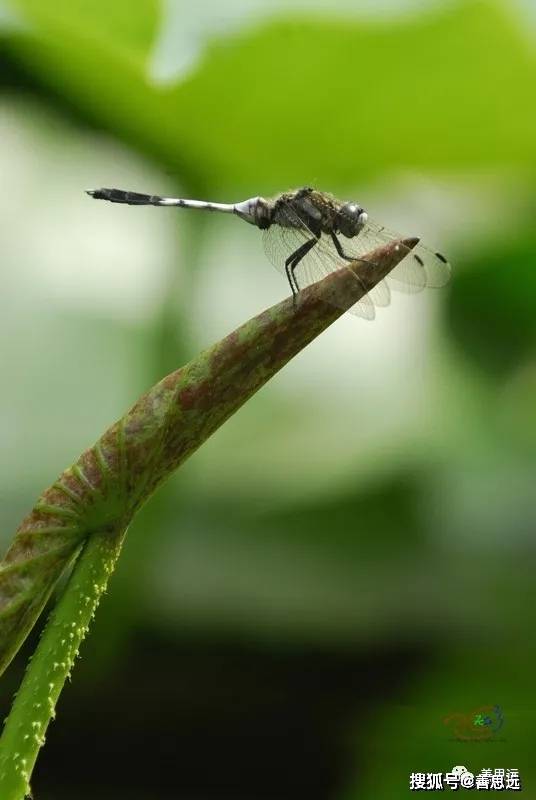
[358,219,451,292]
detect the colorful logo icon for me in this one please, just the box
[443,704,504,741]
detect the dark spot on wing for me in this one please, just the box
[435,252,448,264]
[414,254,424,267]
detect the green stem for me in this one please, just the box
[0,526,126,800]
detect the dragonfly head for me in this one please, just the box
[336,202,368,238]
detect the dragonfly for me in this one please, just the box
[87,185,451,320]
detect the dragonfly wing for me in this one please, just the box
[262,214,310,279]
[262,202,378,320]
[343,218,451,293]
[342,222,425,293]
[367,278,391,307]
[387,254,427,294]
[414,244,451,288]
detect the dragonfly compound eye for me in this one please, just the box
[337,203,367,237]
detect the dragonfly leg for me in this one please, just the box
[285,237,318,307]
[330,230,377,303]
[330,231,377,267]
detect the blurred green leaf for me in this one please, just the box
[448,230,536,376]
[3,1,535,192]
[7,0,159,60]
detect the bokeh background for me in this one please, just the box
[0,0,535,797]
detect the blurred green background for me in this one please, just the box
[0,0,535,797]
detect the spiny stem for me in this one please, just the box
[0,527,126,800]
